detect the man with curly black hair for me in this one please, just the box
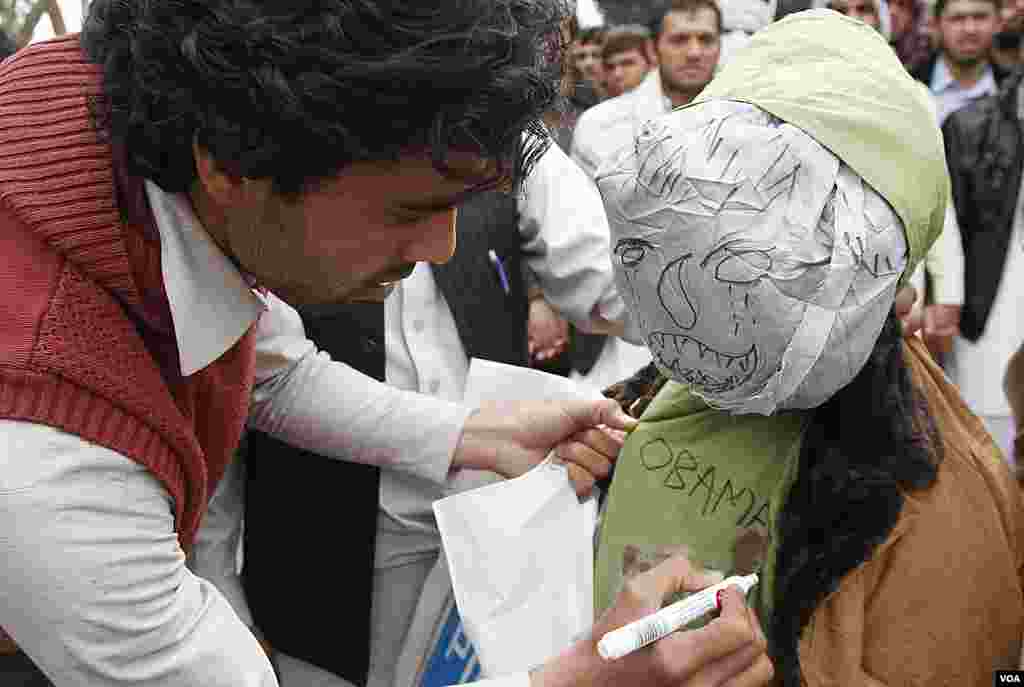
[0,1,771,686]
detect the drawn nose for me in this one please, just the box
[658,253,697,329]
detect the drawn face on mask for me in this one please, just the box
[597,101,907,414]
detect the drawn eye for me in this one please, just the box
[716,250,772,284]
[615,238,655,268]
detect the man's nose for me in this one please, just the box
[403,208,458,264]
[964,16,985,32]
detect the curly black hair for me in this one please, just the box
[82,0,568,195]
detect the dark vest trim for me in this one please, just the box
[243,303,384,685]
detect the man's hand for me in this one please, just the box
[452,399,637,497]
[531,554,773,687]
[894,285,922,337]
[922,303,961,356]
[528,297,570,364]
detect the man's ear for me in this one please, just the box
[193,140,247,207]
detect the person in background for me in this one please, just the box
[889,0,935,71]
[571,0,722,179]
[534,17,611,381]
[942,63,1024,462]
[827,0,884,29]
[993,0,1024,68]
[570,26,608,102]
[601,25,654,98]
[717,0,778,65]
[911,0,1007,124]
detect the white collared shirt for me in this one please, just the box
[930,56,997,126]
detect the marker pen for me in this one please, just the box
[597,573,759,661]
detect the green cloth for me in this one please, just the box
[691,10,947,282]
[595,381,807,627]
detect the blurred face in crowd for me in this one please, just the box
[604,48,652,97]
[939,0,999,65]
[572,39,605,86]
[191,146,489,307]
[889,0,916,38]
[829,0,882,29]
[653,8,721,107]
[999,0,1024,34]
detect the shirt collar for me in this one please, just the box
[932,56,996,96]
[145,180,267,376]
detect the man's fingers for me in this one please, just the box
[566,462,598,498]
[747,603,767,652]
[556,439,614,481]
[555,398,639,438]
[564,427,623,463]
[722,655,775,687]
[656,586,757,677]
[677,640,761,687]
[901,306,924,337]
[893,285,917,319]
[591,398,639,432]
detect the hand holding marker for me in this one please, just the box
[597,574,759,661]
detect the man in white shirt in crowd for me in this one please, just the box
[942,60,1024,462]
[571,0,722,179]
[570,26,609,102]
[910,0,1008,124]
[601,25,655,99]
[0,1,771,687]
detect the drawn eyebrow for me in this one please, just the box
[614,237,657,253]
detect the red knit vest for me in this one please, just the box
[0,36,255,553]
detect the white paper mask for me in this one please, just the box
[596,100,908,414]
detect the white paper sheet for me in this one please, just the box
[433,359,602,678]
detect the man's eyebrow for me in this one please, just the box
[394,190,475,214]
[396,176,508,214]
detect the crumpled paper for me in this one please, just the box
[433,359,600,678]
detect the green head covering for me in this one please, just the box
[692,9,947,281]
